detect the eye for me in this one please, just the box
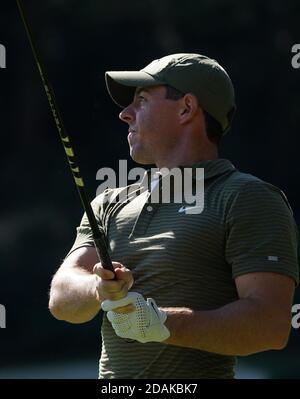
[134,90,148,104]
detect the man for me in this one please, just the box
[49,53,299,378]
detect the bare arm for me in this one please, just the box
[163,272,295,356]
[48,246,133,324]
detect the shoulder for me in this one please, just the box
[219,169,293,215]
[222,169,278,195]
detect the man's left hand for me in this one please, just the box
[101,292,170,343]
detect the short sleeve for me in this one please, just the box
[66,194,105,258]
[225,180,299,285]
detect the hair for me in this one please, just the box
[164,84,223,147]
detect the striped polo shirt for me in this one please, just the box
[68,158,299,379]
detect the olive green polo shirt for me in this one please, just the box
[68,158,299,379]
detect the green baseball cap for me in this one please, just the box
[105,53,236,134]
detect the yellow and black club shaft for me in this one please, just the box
[16,0,114,273]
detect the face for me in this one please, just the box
[119,85,181,166]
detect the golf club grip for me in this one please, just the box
[16,0,115,274]
[94,238,113,268]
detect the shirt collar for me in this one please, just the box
[139,159,235,191]
[178,158,236,180]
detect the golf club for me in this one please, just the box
[16,0,114,273]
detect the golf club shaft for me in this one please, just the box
[16,0,114,273]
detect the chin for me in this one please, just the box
[130,149,154,165]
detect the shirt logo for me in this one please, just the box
[268,256,279,261]
[178,205,204,214]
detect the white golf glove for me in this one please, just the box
[101,292,170,343]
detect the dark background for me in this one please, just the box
[0,0,299,378]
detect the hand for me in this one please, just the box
[93,262,134,311]
[101,292,170,343]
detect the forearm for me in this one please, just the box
[163,298,291,356]
[49,267,101,324]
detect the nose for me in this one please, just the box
[119,104,134,124]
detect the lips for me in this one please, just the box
[128,129,136,142]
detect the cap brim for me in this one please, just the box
[105,71,163,107]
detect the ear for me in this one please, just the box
[178,93,199,124]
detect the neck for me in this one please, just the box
[155,140,218,170]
